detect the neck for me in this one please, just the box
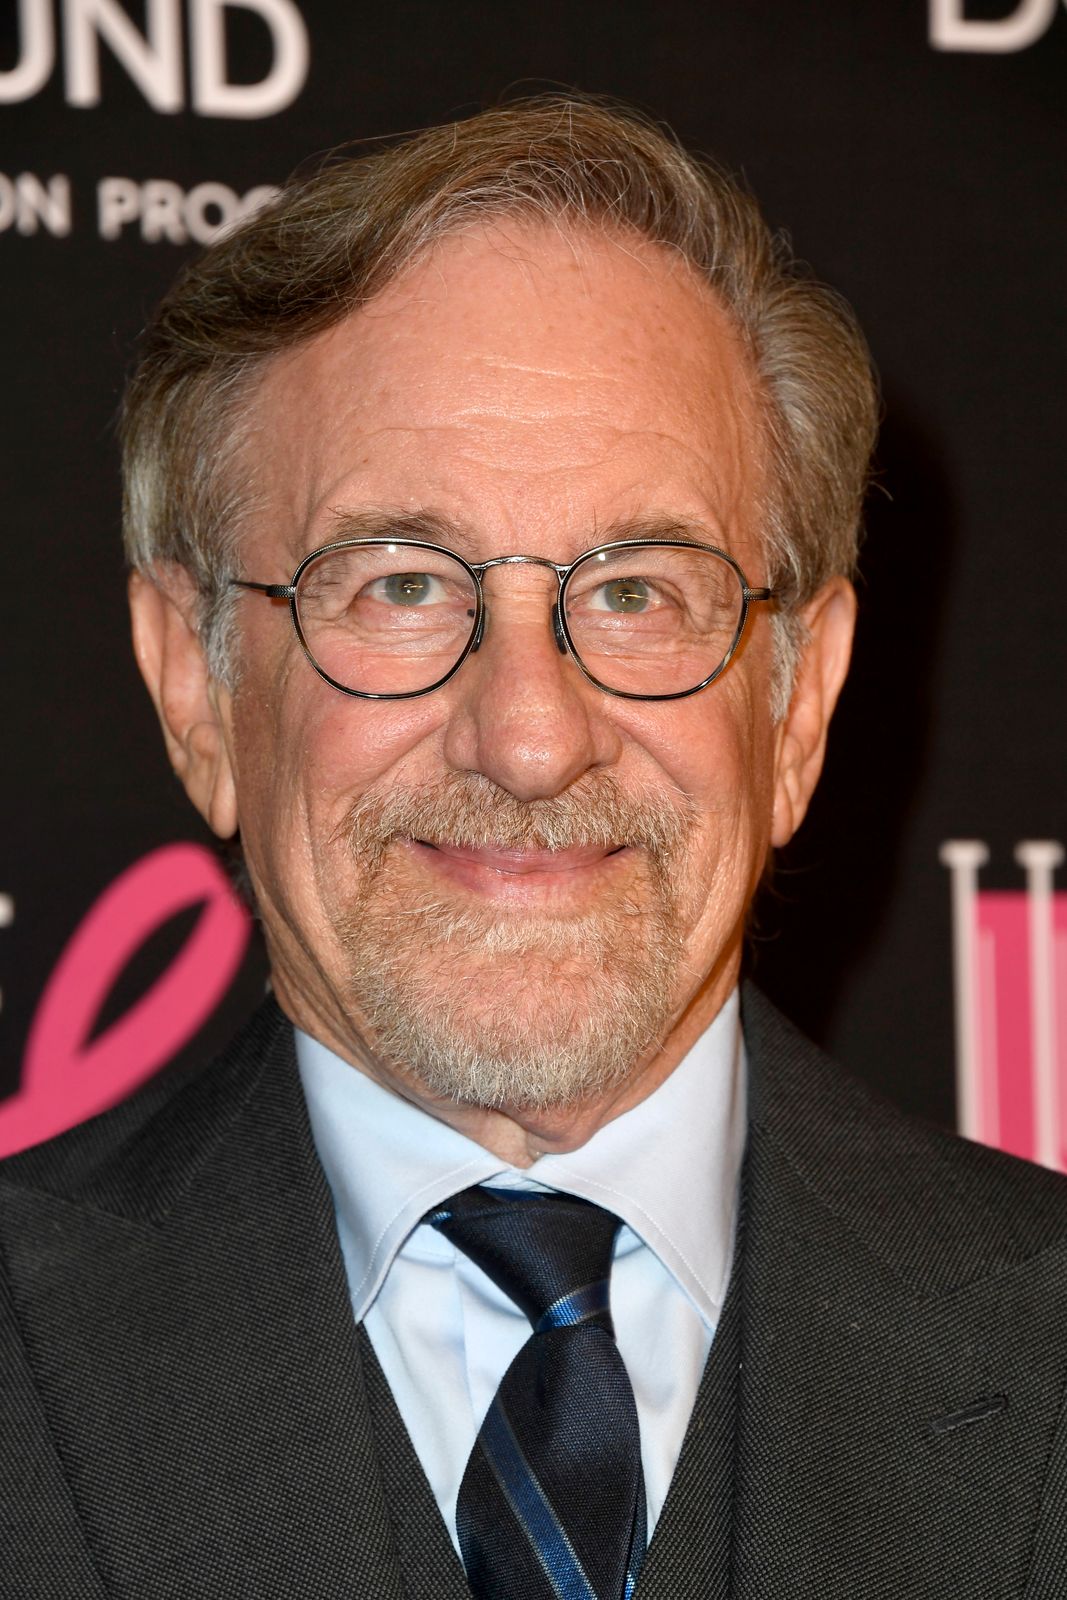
[272,956,740,1166]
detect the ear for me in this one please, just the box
[128,566,239,839]
[771,577,856,849]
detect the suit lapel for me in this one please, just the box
[730,987,1067,1598]
[357,1324,473,1600]
[633,1229,742,1600]
[2,1003,405,1599]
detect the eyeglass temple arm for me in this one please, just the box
[231,578,297,600]
[744,586,778,603]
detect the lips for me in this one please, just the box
[417,841,623,875]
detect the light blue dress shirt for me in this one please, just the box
[296,989,745,1553]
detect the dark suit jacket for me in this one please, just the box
[3,987,1067,1597]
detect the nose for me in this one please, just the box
[442,576,620,801]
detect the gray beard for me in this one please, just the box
[332,772,692,1112]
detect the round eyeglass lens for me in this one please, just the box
[562,543,747,696]
[293,543,479,695]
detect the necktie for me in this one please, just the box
[428,1186,646,1600]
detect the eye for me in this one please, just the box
[588,577,654,613]
[369,571,446,606]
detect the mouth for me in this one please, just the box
[421,841,625,872]
[403,838,631,901]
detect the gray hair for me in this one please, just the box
[121,95,878,706]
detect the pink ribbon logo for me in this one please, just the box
[0,843,251,1157]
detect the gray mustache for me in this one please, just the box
[341,772,693,862]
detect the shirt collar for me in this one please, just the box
[297,989,745,1329]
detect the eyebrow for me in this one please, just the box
[324,507,470,550]
[596,513,729,549]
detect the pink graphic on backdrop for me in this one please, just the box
[0,843,251,1158]
[941,841,1067,1170]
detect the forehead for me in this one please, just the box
[244,220,768,566]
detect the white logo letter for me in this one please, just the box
[0,0,55,104]
[97,175,141,238]
[15,171,72,235]
[141,178,188,242]
[939,840,990,1141]
[930,0,1056,51]
[0,174,19,232]
[64,0,183,111]
[191,0,308,119]
[183,179,240,241]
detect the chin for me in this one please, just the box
[340,903,684,1112]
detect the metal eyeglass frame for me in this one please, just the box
[230,535,780,703]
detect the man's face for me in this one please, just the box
[160,223,833,1137]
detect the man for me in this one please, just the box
[3,98,1067,1600]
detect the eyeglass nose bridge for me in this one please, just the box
[468,553,570,657]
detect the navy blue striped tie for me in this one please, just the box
[428,1186,646,1600]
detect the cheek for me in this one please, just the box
[232,662,447,867]
[303,696,443,795]
[631,692,773,823]
[227,681,309,892]
[626,686,777,911]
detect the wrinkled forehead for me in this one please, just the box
[241,220,771,571]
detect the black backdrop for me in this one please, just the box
[2,0,1065,1147]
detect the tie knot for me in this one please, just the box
[428,1186,622,1333]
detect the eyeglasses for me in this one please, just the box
[231,537,779,702]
